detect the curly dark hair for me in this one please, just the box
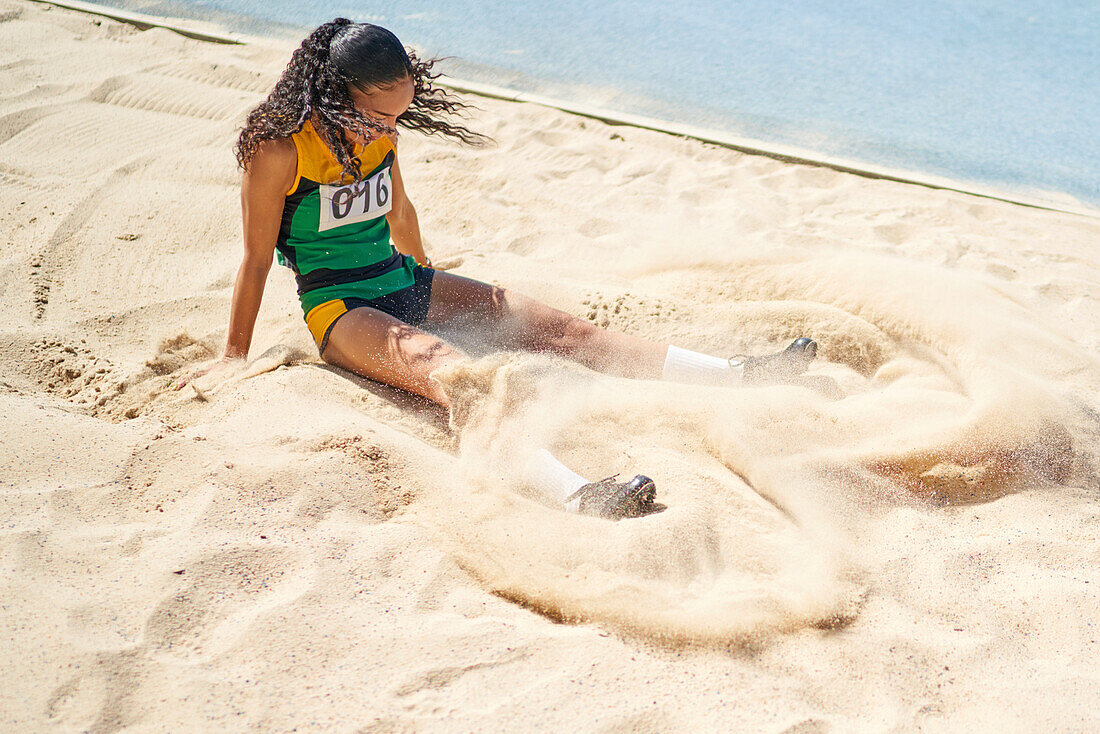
[236,19,487,181]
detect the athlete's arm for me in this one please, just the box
[385,156,430,266]
[172,139,294,390]
[224,138,297,358]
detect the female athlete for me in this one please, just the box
[179,19,817,520]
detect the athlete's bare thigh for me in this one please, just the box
[321,304,464,406]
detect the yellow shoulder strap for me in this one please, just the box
[288,120,395,194]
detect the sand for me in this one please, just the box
[2,2,1099,731]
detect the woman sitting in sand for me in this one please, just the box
[180,19,816,520]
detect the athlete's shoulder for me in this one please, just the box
[244,137,297,195]
[252,136,296,166]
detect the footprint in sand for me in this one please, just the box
[143,545,312,659]
[577,217,616,238]
[45,649,146,732]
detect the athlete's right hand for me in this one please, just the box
[170,355,243,392]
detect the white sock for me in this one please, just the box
[523,448,589,512]
[661,345,744,386]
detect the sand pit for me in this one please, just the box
[2,2,1099,730]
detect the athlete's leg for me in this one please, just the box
[424,270,667,379]
[321,305,464,407]
[422,270,815,383]
[321,306,660,518]
[523,448,661,519]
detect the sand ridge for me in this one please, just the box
[1,1,1099,730]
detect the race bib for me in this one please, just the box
[317,167,393,231]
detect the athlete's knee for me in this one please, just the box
[409,338,457,366]
[487,285,512,321]
[548,313,601,352]
[395,331,464,371]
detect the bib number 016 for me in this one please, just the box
[318,167,393,231]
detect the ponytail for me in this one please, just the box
[237,19,487,181]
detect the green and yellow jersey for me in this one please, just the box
[276,120,417,318]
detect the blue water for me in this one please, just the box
[100,0,1099,208]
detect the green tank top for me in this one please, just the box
[276,121,417,315]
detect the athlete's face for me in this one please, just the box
[348,76,414,143]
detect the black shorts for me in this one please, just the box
[314,265,435,354]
